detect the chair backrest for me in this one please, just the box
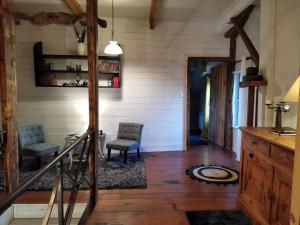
[117,123,144,144]
[18,125,46,149]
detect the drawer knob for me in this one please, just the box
[290,213,296,223]
[286,154,293,161]
[251,140,258,146]
[249,152,255,159]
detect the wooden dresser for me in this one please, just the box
[239,127,295,225]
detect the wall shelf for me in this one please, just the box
[239,80,268,88]
[33,42,121,88]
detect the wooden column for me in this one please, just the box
[230,17,259,68]
[86,0,99,206]
[149,0,159,29]
[225,37,236,151]
[247,87,255,126]
[0,4,19,193]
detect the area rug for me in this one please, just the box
[186,165,239,185]
[0,155,147,191]
[186,211,251,225]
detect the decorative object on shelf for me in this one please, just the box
[74,20,87,55]
[242,67,263,82]
[75,74,81,86]
[77,42,86,55]
[104,0,123,55]
[98,60,119,73]
[266,101,296,135]
[33,42,121,88]
[113,76,119,88]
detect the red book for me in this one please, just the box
[113,77,119,88]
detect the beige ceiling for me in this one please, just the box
[11,0,233,22]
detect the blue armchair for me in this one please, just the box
[106,123,144,163]
[18,125,60,168]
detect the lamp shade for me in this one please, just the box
[104,41,123,55]
[284,76,300,102]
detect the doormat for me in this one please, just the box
[185,165,239,185]
[186,211,251,225]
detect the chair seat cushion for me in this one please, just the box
[106,139,138,151]
[22,143,60,157]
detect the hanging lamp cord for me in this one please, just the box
[111,0,115,41]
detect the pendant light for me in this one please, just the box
[104,0,123,55]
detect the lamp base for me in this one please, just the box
[271,127,296,136]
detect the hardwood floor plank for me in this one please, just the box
[86,146,240,224]
[13,145,240,225]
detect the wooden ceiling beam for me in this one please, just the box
[63,0,84,15]
[149,0,159,30]
[13,11,107,28]
[230,16,259,67]
[225,5,255,38]
[62,0,107,28]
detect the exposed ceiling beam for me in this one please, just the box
[13,12,80,26]
[149,0,159,30]
[215,0,256,34]
[62,0,107,28]
[13,11,107,28]
[230,16,259,67]
[63,0,84,15]
[224,5,255,38]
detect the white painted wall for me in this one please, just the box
[260,0,300,128]
[15,17,230,152]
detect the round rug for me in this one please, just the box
[186,165,239,185]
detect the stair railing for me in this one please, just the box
[0,129,96,225]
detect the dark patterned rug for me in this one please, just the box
[186,211,251,225]
[0,155,147,191]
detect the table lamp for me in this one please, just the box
[275,75,300,135]
[284,76,300,103]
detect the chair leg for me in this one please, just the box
[107,148,111,161]
[124,151,128,164]
[19,155,23,167]
[137,148,140,157]
[36,157,41,168]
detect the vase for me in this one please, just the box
[77,42,86,55]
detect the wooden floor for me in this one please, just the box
[86,145,240,225]
[10,145,239,225]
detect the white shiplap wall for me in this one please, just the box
[15,18,229,152]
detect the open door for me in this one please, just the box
[208,63,228,147]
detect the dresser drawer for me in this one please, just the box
[271,145,294,169]
[243,134,270,157]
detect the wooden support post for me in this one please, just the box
[86,0,99,206]
[0,3,19,193]
[149,0,159,29]
[63,0,83,15]
[230,17,259,68]
[247,87,255,127]
[225,37,236,151]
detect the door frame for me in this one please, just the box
[185,57,234,149]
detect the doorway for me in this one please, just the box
[186,57,233,148]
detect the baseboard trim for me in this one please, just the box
[0,205,14,225]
